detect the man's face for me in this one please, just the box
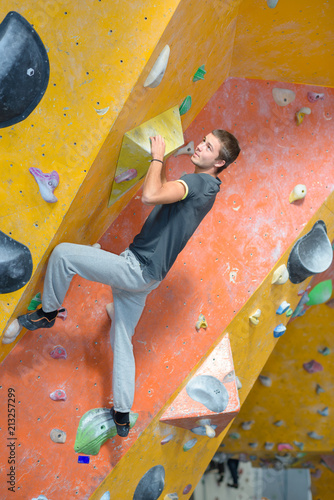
[191,133,223,171]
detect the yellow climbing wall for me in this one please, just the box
[231,0,334,87]
[0,0,242,350]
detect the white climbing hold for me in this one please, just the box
[259,375,272,387]
[50,428,66,443]
[274,420,284,426]
[144,45,170,88]
[174,141,194,157]
[236,376,242,390]
[95,107,109,116]
[242,420,254,430]
[289,184,307,203]
[32,496,49,500]
[265,442,274,450]
[272,88,296,107]
[276,301,290,315]
[205,424,216,438]
[271,264,289,285]
[308,431,323,440]
[100,492,110,500]
[296,107,311,125]
[317,407,329,417]
[92,243,101,248]
[2,319,23,344]
[267,0,279,8]
[249,309,261,325]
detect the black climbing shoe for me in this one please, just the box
[111,407,130,438]
[18,307,65,331]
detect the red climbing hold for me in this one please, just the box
[50,345,67,359]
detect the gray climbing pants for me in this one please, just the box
[42,243,160,412]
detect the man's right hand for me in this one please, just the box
[150,135,165,161]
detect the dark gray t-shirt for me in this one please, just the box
[129,173,221,281]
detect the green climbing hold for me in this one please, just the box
[307,280,332,306]
[74,408,138,455]
[193,65,206,82]
[28,292,42,311]
[179,96,192,116]
[286,308,293,317]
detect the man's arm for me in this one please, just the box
[142,135,186,206]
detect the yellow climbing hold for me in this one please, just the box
[195,313,208,331]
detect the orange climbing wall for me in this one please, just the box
[0,77,333,499]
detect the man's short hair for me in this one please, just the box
[212,129,240,174]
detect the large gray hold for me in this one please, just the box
[0,230,33,293]
[287,220,333,284]
[186,374,229,413]
[0,11,50,128]
[133,465,165,500]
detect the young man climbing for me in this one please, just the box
[3,130,240,437]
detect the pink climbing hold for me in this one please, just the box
[50,389,67,401]
[29,167,59,203]
[57,308,68,321]
[50,345,67,359]
[307,91,325,103]
[183,484,192,495]
[114,169,138,183]
[303,360,323,373]
[277,443,293,451]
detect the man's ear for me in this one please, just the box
[214,159,226,169]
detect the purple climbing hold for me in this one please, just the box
[183,484,192,495]
[29,167,59,203]
[307,91,325,103]
[50,345,67,359]
[303,360,323,373]
[114,169,138,184]
[50,389,67,401]
[161,434,174,445]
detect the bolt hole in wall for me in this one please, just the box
[193,461,312,500]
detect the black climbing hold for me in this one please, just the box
[287,220,333,284]
[0,230,33,293]
[133,465,165,500]
[0,11,50,128]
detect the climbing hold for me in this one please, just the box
[186,374,229,413]
[277,443,293,451]
[174,141,194,157]
[311,468,322,479]
[272,88,296,107]
[287,220,333,284]
[0,230,33,294]
[316,384,325,394]
[183,438,197,451]
[190,424,217,436]
[193,65,206,82]
[74,408,138,455]
[308,431,323,440]
[95,107,109,116]
[114,169,138,184]
[271,264,289,284]
[144,45,170,88]
[182,485,192,495]
[296,107,311,125]
[267,0,279,8]
[133,465,165,500]
[0,11,50,128]
[32,496,48,500]
[28,292,42,311]
[49,345,67,360]
[265,442,274,450]
[195,313,208,331]
[50,428,66,444]
[222,370,235,383]
[318,347,330,356]
[303,360,323,373]
[1,319,23,345]
[236,376,242,389]
[161,434,174,445]
[179,96,192,116]
[259,375,272,387]
[307,280,333,306]
[241,420,254,431]
[248,442,258,448]
[78,455,90,464]
[229,432,241,439]
[29,167,59,203]
[50,389,67,401]
[293,441,304,450]
[164,494,178,500]
[307,91,325,103]
[273,323,286,338]
[286,308,293,317]
[249,309,261,325]
[57,308,67,321]
[196,419,217,438]
[99,491,110,500]
[274,420,284,427]
[289,184,307,203]
[317,407,329,417]
[276,302,290,315]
